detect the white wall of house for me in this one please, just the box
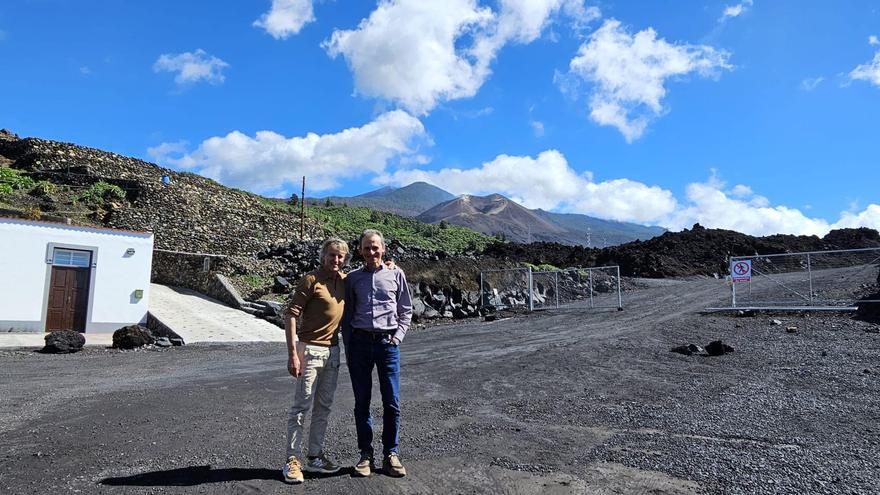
[0,218,154,333]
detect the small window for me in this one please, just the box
[53,248,91,268]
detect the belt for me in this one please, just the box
[352,327,393,340]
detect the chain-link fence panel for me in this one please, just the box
[479,265,623,313]
[730,248,880,309]
[558,266,622,310]
[531,271,560,310]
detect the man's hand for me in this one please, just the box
[287,353,302,377]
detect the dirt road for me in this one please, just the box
[1,277,878,494]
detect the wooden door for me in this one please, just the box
[46,267,90,332]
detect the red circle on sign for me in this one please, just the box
[733,262,749,275]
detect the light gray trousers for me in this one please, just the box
[285,344,340,460]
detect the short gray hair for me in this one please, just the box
[320,237,350,262]
[360,229,385,248]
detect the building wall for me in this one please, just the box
[0,218,154,333]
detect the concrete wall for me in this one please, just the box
[0,218,154,333]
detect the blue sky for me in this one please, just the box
[1,0,879,236]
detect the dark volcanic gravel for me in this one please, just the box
[1,277,878,494]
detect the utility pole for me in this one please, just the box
[300,176,306,239]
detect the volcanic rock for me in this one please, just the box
[112,325,155,349]
[41,330,85,354]
[705,340,735,356]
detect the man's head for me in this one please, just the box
[359,229,386,270]
[320,237,349,273]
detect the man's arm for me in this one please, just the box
[392,270,413,344]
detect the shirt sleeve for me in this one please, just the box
[283,274,313,319]
[393,269,413,343]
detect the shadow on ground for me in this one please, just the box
[99,465,352,486]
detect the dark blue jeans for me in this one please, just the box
[346,330,400,457]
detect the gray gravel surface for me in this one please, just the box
[1,277,878,494]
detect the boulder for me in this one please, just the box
[112,325,155,349]
[705,340,735,356]
[670,344,704,356]
[41,330,85,354]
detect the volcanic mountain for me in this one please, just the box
[320,181,455,217]
[417,193,665,245]
[416,194,568,243]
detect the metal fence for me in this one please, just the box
[727,247,880,310]
[479,265,623,312]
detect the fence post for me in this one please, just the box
[589,268,594,309]
[806,253,814,304]
[527,267,534,312]
[730,257,736,308]
[555,271,560,309]
[616,266,623,311]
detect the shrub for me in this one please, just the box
[0,168,36,191]
[76,181,125,206]
[23,206,42,220]
[30,180,57,197]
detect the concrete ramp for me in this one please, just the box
[149,284,285,343]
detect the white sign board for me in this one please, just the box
[731,260,752,282]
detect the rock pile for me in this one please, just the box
[484,224,880,278]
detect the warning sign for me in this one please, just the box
[731,260,752,282]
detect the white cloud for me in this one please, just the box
[325,0,600,115]
[377,149,677,223]
[377,150,880,236]
[565,19,732,142]
[153,49,229,86]
[850,48,880,87]
[253,0,315,39]
[149,111,428,194]
[530,120,545,137]
[869,35,879,46]
[663,176,880,236]
[799,76,824,91]
[720,0,753,22]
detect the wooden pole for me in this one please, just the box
[300,176,306,239]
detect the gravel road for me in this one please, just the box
[1,277,878,494]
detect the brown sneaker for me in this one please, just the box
[383,453,407,477]
[282,456,304,484]
[353,452,374,477]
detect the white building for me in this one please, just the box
[0,217,154,333]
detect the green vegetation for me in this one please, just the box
[0,168,36,192]
[522,262,560,272]
[75,181,125,207]
[305,204,492,253]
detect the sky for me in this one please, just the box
[1,0,879,236]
